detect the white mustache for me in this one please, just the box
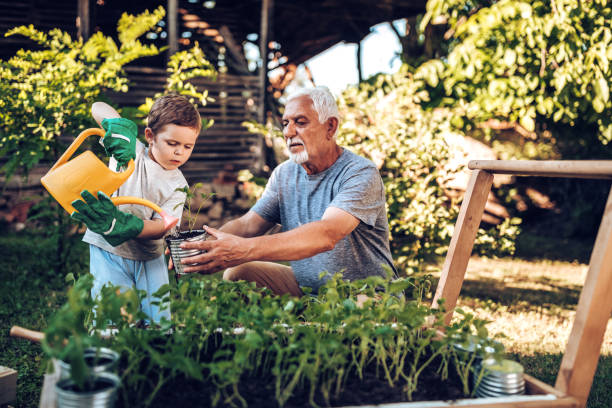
[287,137,305,148]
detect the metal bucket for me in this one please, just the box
[166,230,207,277]
[58,347,119,380]
[55,372,120,408]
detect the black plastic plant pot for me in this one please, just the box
[55,372,120,408]
[165,229,207,279]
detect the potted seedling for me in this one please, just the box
[42,275,124,408]
[165,182,214,278]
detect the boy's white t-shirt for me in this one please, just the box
[83,140,187,260]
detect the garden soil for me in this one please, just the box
[120,360,466,408]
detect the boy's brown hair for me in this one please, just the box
[147,94,202,135]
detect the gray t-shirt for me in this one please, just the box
[83,140,187,260]
[252,148,397,293]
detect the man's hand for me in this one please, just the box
[101,118,137,168]
[179,226,251,275]
[71,190,144,247]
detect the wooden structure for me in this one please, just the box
[0,0,428,183]
[107,66,262,182]
[432,160,612,408]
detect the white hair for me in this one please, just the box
[286,86,340,125]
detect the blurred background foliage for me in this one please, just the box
[414,0,611,247]
[0,7,165,180]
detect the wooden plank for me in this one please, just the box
[188,152,256,158]
[194,141,258,149]
[0,366,17,405]
[432,170,494,325]
[525,374,566,398]
[555,185,612,406]
[469,160,612,179]
[77,0,89,40]
[440,397,579,408]
[182,159,254,169]
[168,0,178,56]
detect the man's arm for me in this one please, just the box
[180,206,359,274]
[218,210,276,237]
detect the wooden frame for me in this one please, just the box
[432,160,612,408]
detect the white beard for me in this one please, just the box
[287,137,309,164]
[290,149,309,164]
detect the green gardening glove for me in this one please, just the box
[71,190,144,247]
[101,118,138,168]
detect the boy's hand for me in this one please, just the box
[71,190,144,247]
[101,118,137,167]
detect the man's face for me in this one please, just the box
[281,95,329,165]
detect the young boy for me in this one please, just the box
[71,94,201,324]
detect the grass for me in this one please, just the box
[0,230,83,407]
[437,256,612,408]
[0,230,610,407]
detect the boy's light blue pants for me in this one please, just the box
[89,245,171,324]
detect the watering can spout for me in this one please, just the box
[41,128,178,233]
[111,197,178,232]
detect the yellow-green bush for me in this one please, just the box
[337,68,520,272]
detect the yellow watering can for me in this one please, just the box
[41,128,178,231]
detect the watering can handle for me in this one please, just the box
[49,128,134,175]
[112,196,179,231]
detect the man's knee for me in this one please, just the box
[223,264,249,282]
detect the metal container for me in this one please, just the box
[165,230,207,278]
[474,358,525,398]
[55,372,120,408]
[59,347,119,380]
[451,334,503,360]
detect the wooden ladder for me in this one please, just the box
[432,160,612,408]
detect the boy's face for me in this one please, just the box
[145,124,199,170]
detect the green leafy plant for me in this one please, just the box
[419,0,612,149]
[42,273,149,392]
[0,6,166,181]
[174,182,215,232]
[44,271,505,407]
[25,196,89,276]
[132,42,217,130]
[416,0,611,239]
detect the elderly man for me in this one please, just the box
[179,86,396,296]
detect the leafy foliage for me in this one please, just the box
[336,69,520,270]
[419,0,612,148]
[173,182,215,231]
[0,6,166,179]
[26,196,89,276]
[43,273,502,406]
[133,43,217,129]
